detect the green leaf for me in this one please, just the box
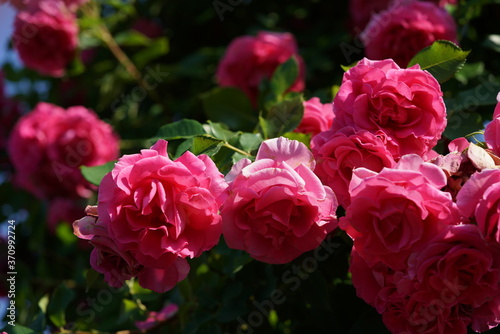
[283,132,311,148]
[1,325,36,334]
[407,40,471,83]
[155,119,206,141]
[260,97,304,139]
[81,161,116,186]
[201,87,257,131]
[47,283,76,328]
[340,61,358,72]
[203,121,237,141]
[269,56,299,97]
[191,135,224,156]
[114,29,152,47]
[239,133,263,153]
[132,37,169,68]
[483,34,500,53]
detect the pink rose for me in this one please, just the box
[8,102,119,201]
[342,155,460,270]
[471,295,500,332]
[484,94,500,156]
[221,137,338,264]
[332,58,447,159]
[216,31,305,105]
[361,0,457,67]
[407,224,500,317]
[294,97,334,136]
[132,17,163,39]
[135,304,178,331]
[312,127,396,208]
[98,140,228,271]
[3,0,87,11]
[457,169,500,244]
[73,206,189,292]
[13,0,78,77]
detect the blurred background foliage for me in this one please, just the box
[2,0,500,333]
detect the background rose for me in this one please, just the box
[294,97,334,136]
[221,137,338,264]
[457,169,500,244]
[13,0,79,77]
[342,155,460,270]
[312,126,396,208]
[7,102,119,201]
[361,0,457,67]
[2,0,88,10]
[332,58,447,159]
[98,139,228,272]
[215,31,305,105]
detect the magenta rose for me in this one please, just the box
[312,126,396,208]
[349,0,392,31]
[98,139,228,272]
[407,224,500,314]
[135,304,178,331]
[342,155,460,270]
[216,31,305,105]
[3,0,87,10]
[361,0,457,67]
[484,94,500,156]
[294,97,334,136]
[8,102,119,201]
[221,137,338,264]
[457,169,500,244]
[73,206,189,292]
[13,0,78,77]
[332,58,447,159]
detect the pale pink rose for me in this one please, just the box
[342,155,460,270]
[8,102,119,201]
[361,1,457,67]
[98,140,228,271]
[135,304,178,331]
[221,137,338,264]
[312,127,396,208]
[407,224,500,313]
[216,31,305,105]
[332,58,447,159]
[73,206,189,292]
[13,0,78,77]
[294,97,334,136]
[457,169,500,244]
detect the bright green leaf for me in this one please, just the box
[155,119,206,141]
[115,29,152,47]
[191,135,224,156]
[407,40,470,83]
[239,133,262,153]
[80,160,116,186]
[203,121,237,141]
[201,87,257,131]
[283,132,311,148]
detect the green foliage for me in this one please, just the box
[408,40,471,82]
[80,161,116,186]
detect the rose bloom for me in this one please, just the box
[407,224,500,321]
[98,139,228,272]
[221,137,338,264]
[294,97,334,137]
[341,155,460,270]
[8,102,119,201]
[74,206,189,293]
[457,169,500,244]
[349,0,457,31]
[312,126,396,208]
[13,0,79,77]
[361,0,457,67]
[484,94,500,156]
[216,31,305,105]
[2,0,87,11]
[332,58,447,159]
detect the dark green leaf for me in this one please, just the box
[407,40,470,83]
[132,37,169,68]
[201,87,257,131]
[80,161,116,186]
[115,29,152,47]
[260,97,304,139]
[1,325,36,334]
[155,119,206,140]
[270,56,299,97]
[47,283,76,328]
